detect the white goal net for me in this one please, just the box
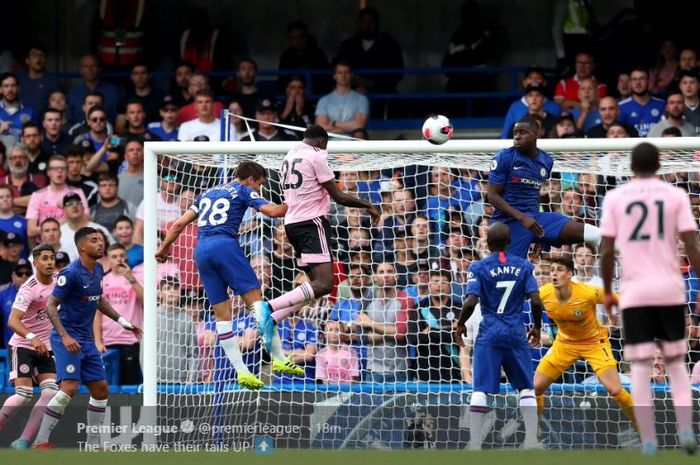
[142,138,700,450]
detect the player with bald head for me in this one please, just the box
[456,222,544,450]
[488,116,608,259]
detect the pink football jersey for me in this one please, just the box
[600,177,697,310]
[281,142,335,225]
[8,275,56,350]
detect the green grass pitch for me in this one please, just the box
[0,449,696,465]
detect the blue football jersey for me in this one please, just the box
[191,181,269,240]
[147,122,178,141]
[618,96,665,137]
[51,260,104,341]
[488,147,553,221]
[466,252,538,346]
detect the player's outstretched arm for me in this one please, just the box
[487,183,544,237]
[321,179,381,224]
[455,294,479,348]
[97,297,143,339]
[528,292,543,347]
[258,203,288,218]
[156,209,198,263]
[45,295,81,353]
[8,308,49,355]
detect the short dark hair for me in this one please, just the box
[160,276,181,288]
[629,66,649,77]
[87,105,107,119]
[661,126,682,137]
[42,108,62,121]
[550,257,575,273]
[64,144,84,159]
[107,243,126,253]
[114,215,133,228]
[287,20,308,35]
[26,44,48,56]
[0,72,17,86]
[74,226,98,247]
[174,60,195,72]
[0,185,13,197]
[517,115,541,133]
[130,61,149,72]
[235,161,267,181]
[631,142,660,174]
[98,172,119,184]
[429,268,451,280]
[304,124,328,142]
[194,89,214,100]
[21,122,41,135]
[125,99,145,111]
[40,217,60,229]
[358,6,379,21]
[83,91,104,104]
[32,243,55,259]
[238,57,258,71]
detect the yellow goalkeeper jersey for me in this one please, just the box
[539,281,615,345]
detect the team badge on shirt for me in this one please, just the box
[540,167,547,177]
[57,276,67,286]
[490,160,498,170]
[66,364,76,373]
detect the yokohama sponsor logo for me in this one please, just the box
[511,176,543,187]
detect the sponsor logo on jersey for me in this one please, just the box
[511,176,544,187]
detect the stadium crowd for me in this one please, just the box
[2,6,700,389]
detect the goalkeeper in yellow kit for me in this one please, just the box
[534,257,638,433]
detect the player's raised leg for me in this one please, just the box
[556,218,606,249]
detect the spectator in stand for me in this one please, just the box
[410,214,443,260]
[116,62,165,129]
[507,84,557,137]
[38,217,62,254]
[1,143,46,214]
[48,90,69,128]
[227,58,263,119]
[616,72,631,100]
[0,185,28,258]
[20,122,49,179]
[278,76,313,133]
[585,96,639,138]
[59,192,113,261]
[113,216,143,268]
[67,92,114,137]
[0,73,38,140]
[161,188,200,292]
[73,105,110,156]
[648,91,696,138]
[169,61,195,108]
[678,69,700,128]
[157,169,182,228]
[315,62,369,136]
[225,101,247,140]
[174,73,224,126]
[357,262,410,383]
[117,100,161,146]
[41,108,71,156]
[561,188,586,223]
[408,268,462,383]
[117,140,144,211]
[554,52,607,111]
[156,277,198,383]
[278,21,329,93]
[64,145,98,207]
[240,99,296,142]
[269,224,296,299]
[0,231,23,276]
[66,54,120,125]
[649,40,678,97]
[548,113,577,139]
[668,49,698,94]
[0,258,31,345]
[178,89,221,141]
[570,77,601,132]
[500,66,561,139]
[93,243,144,384]
[91,173,131,231]
[618,67,666,137]
[334,7,403,94]
[316,320,360,384]
[146,95,179,141]
[17,45,61,115]
[132,200,143,245]
[25,155,89,239]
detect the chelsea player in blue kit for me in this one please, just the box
[488,116,605,258]
[157,161,304,391]
[456,223,544,450]
[33,228,142,448]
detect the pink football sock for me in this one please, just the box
[268,282,315,322]
[630,361,656,444]
[666,359,693,434]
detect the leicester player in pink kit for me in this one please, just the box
[0,245,57,449]
[257,125,380,351]
[600,142,700,455]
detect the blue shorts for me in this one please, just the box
[472,343,534,394]
[496,212,571,258]
[51,333,106,384]
[195,235,260,305]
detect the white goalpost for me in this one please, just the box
[143,137,700,450]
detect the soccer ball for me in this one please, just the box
[422,115,453,145]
